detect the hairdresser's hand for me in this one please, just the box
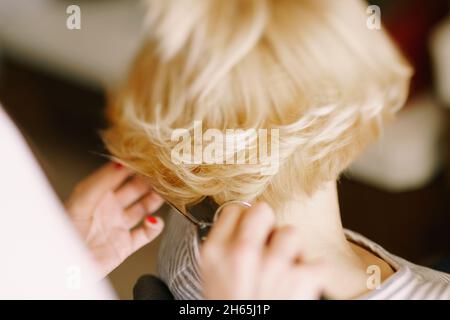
[201,202,326,300]
[66,163,165,278]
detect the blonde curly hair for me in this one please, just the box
[104,0,412,213]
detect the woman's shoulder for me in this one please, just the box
[345,229,450,299]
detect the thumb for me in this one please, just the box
[130,216,164,252]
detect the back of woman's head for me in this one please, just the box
[104,0,412,213]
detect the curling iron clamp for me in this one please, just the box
[163,196,252,243]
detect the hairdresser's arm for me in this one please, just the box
[201,202,326,300]
[65,163,165,278]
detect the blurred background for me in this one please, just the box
[0,0,450,299]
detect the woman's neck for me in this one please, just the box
[277,181,348,257]
[277,181,393,299]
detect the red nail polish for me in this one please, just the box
[114,163,123,170]
[146,216,158,224]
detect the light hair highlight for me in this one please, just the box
[104,0,412,212]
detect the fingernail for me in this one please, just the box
[146,216,158,224]
[114,162,123,170]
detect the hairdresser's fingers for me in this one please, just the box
[233,202,275,247]
[140,191,165,212]
[130,216,164,252]
[289,264,326,300]
[206,203,245,244]
[258,226,301,292]
[69,162,132,208]
[83,162,131,195]
[265,226,301,265]
[115,175,153,208]
[124,192,165,229]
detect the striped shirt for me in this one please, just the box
[157,212,450,300]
